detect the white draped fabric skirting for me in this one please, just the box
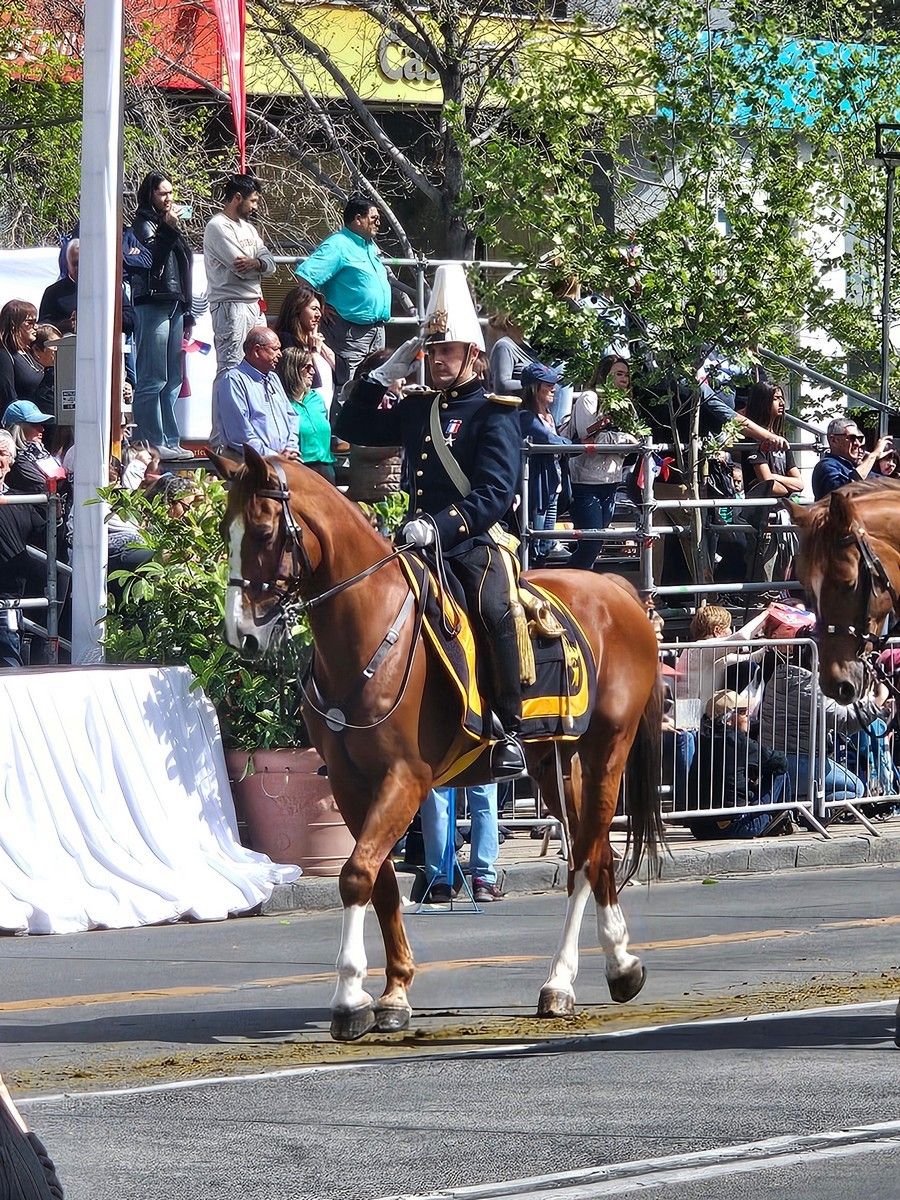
[0,666,299,935]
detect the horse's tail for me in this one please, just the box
[620,675,666,884]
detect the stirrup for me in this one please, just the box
[491,732,527,779]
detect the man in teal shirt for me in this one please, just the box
[295,195,392,391]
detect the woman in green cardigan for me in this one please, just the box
[277,345,335,483]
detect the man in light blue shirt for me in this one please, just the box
[211,327,300,459]
[295,194,392,391]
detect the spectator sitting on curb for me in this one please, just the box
[686,689,790,840]
[0,1068,66,1198]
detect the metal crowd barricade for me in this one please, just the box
[0,492,62,665]
[519,439,810,599]
[815,643,900,833]
[655,637,828,834]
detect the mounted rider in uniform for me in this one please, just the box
[334,265,526,777]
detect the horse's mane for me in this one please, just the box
[230,456,394,553]
[799,477,900,571]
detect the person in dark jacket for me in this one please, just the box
[687,689,789,839]
[0,1069,65,1197]
[810,416,892,500]
[0,430,47,667]
[518,361,571,564]
[0,301,43,417]
[129,172,194,461]
[335,264,526,777]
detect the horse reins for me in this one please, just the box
[820,524,899,651]
[228,460,437,733]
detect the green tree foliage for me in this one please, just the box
[101,475,313,751]
[465,2,900,397]
[0,9,83,245]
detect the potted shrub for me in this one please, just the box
[100,474,356,875]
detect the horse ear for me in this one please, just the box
[242,444,270,487]
[206,450,241,481]
[827,488,856,535]
[788,500,813,529]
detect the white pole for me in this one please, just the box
[71,0,123,663]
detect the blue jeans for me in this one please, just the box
[0,614,22,668]
[132,301,184,448]
[568,483,619,569]
[787,754,864,805]
[531,492,559,559]
[420,784,499,885]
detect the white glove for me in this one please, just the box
[401,518,435,548]
[369,337,423,386]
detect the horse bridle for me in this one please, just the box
[227,461,315,629]
[821,524,899,652]
[227,459,430,730]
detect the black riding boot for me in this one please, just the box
[485,620,527,779]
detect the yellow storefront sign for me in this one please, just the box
[244,3,634,106]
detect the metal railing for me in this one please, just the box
[518,439,808,599]
[0,493,62,666]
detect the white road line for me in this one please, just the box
[375,1122,900,1200]
[16,998,896,1109]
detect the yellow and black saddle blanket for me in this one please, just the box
[397,553,596,745]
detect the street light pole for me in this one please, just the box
[875,122,900,439]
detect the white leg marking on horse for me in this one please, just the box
[542,866,593,996]
[596,901,639,979]
[332,903,370,1012]
[225,517,246,648]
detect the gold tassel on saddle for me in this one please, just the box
[492,533,537,686]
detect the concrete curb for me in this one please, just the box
[260,832,900,915]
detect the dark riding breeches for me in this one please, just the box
[446,543,521,732]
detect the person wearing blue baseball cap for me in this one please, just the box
[519,361,571,564]
[1,401,64,496]
[2,400,55,429]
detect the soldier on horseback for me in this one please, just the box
[335,265,526,777]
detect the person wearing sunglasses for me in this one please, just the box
[0,300,43,416]
[811,417,893,500]
[277,345,335,482]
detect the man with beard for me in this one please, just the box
[203,174,276,377]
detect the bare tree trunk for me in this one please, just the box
[440,63,474,260]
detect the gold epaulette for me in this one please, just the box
[485,393,522,407]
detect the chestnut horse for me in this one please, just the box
[214,447,663,1041]
[794,480,900,703]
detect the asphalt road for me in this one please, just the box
[1,864,897,1092]
[2,865,898,1198]
[17,1003,900,1200]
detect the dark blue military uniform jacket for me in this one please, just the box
[335,375,520,557]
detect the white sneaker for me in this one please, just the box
[156,445,193,461]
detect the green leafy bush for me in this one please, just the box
[101,475,312,750]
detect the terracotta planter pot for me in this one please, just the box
[225,747,354,876]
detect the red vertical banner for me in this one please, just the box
[212,0,247,172]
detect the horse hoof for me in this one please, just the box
[536,987,575,1018]
[374,1005,412,1034]
[608,963,646,1004]
[330,1005,376,1042]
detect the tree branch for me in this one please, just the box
[249,0,442,204]
[254,25,417,256]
